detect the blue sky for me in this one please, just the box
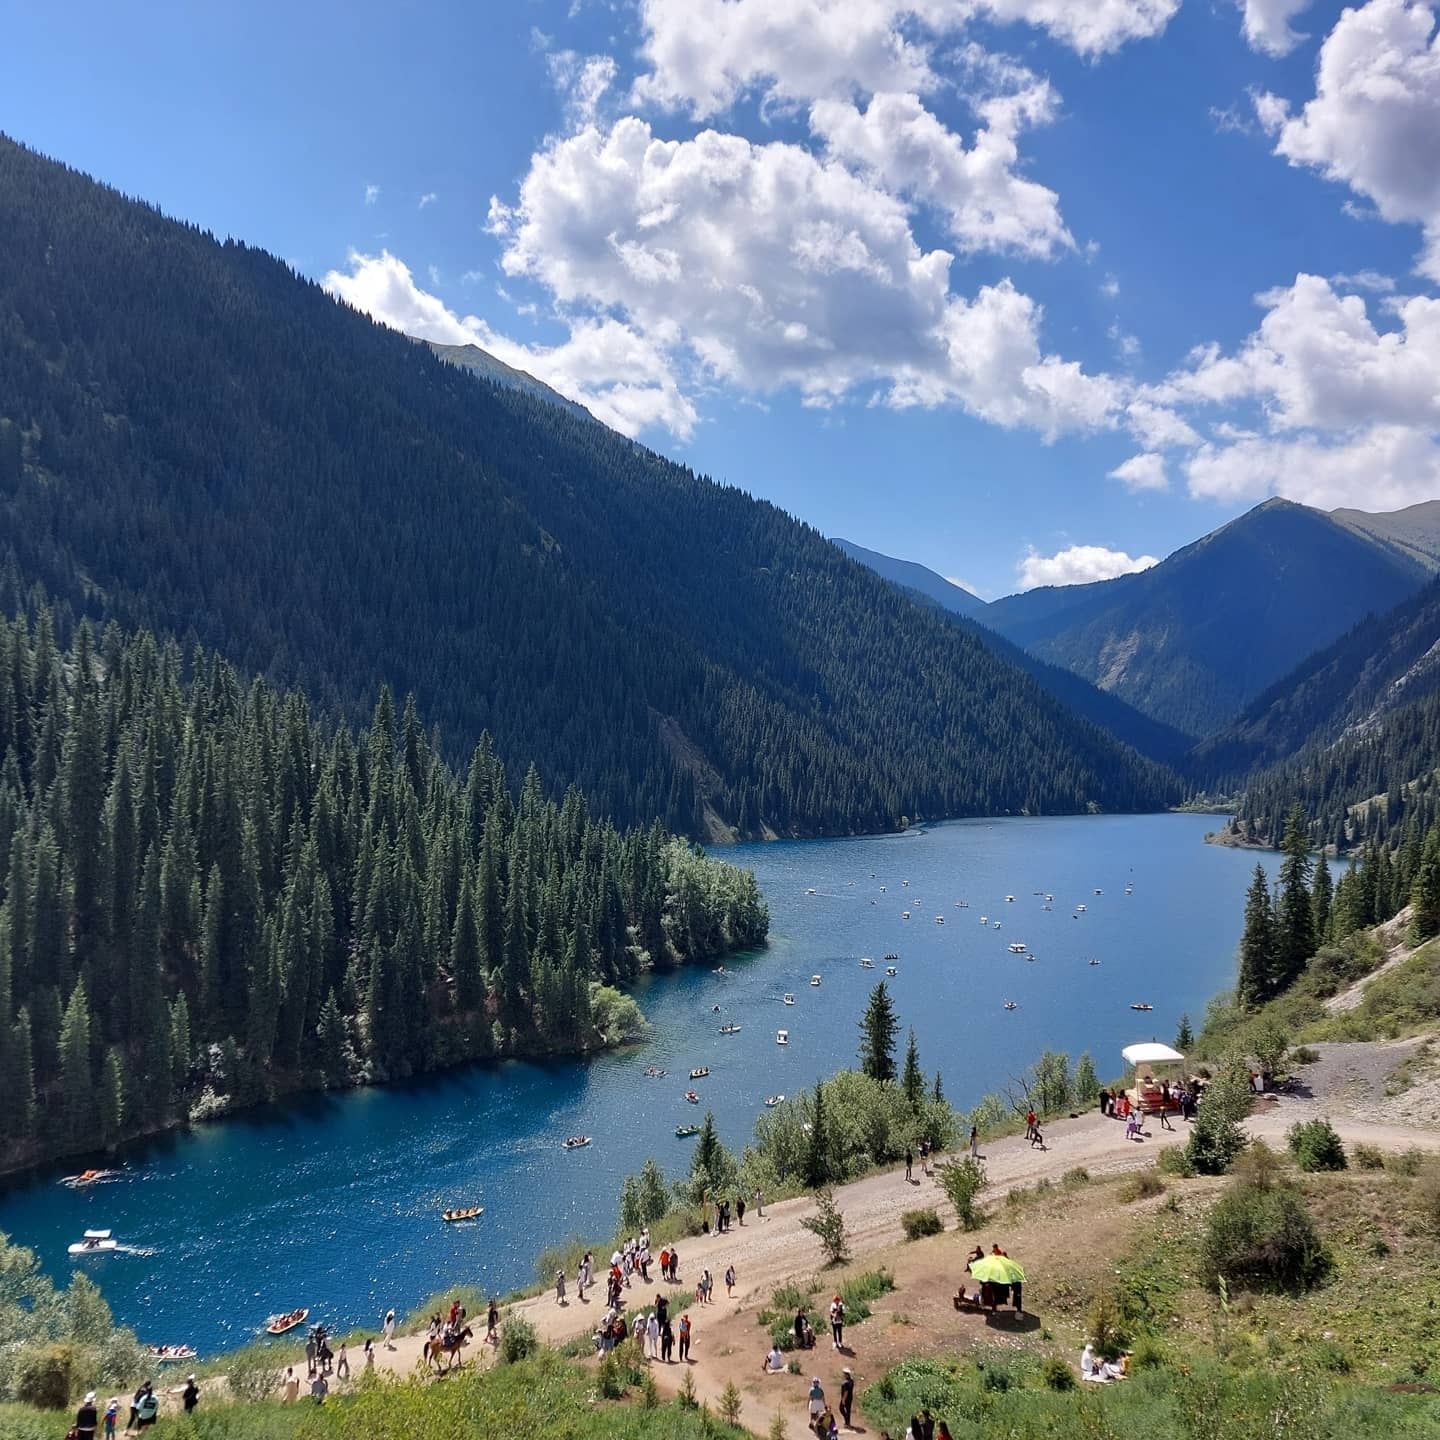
[4,0,1438,598]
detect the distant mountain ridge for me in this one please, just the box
[832,537,1189,764]
[1332,501,1440,573]
[977,499,1430,738]
[427,340,595,425]
[830,538,989,619]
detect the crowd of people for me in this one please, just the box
[73,1376,200,1438]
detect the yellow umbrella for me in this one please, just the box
[968,1254,1026,1285]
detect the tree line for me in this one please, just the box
[0,611,768,1170]
[1235,800,1440,1010]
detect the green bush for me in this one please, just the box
[1201,1179,1331,1293]
[1414,1164,1440,1235]
[1352,1142,1385,1170]
[1040,1355,1076,1391]
[900,1207,943,1240]
[1289,1044,1321,1065]
[1062,1166,1091,1188]
[1287,1119,1347,1172]
[1130,1337,1167,1370]
[1158,1146,1196,1178]
[936,1156,986,1229]
[1120,1168,1166,1202]
[225,1343,285,1404]
[500,1315,539,1365]
[1086,1290,1129,1359]
[15,1344,73,1409]
[1387,1149,1426,1177]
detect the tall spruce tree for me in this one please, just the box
[1275,805,1315,992]
[1311,851,1333,944]
[1237,863,1277,1009]
[1410,828,1440,944]
[901,1027,924,1110]
[858,981,899,1083]
[803,1079,830,1190]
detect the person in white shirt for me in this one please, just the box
[762,1344,785,1373]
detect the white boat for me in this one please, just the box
[934,915,944,924]
[776,1030,789,1045]
[1089,958,1101,965]
[765,1094,785,1107]
[147,1345,197,1365]
[902,880,909,887]
[1045,894,1054,902]
[68,1230,118,1256]
[810,975,822,987]
[1095,889,1103,895]
[993,922,1001,929]
[806,888,817,896]
[1008,942,1026,953]
[1076,904,1087,913]
[1003,1001,1018,1011]
[719,1023,741,1034]
[860,958,875,969]
[563,1135,593,1149]
[902,910,911,920]
[783,994,795,1005]
[1131,1002,1154,1012]
[885,966,897,977]
[980,915,988,924]
[956,900,969,908]
[1005,895,1015,902]
[879,886,886,892]
[1025,953,1036,962]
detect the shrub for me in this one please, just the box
[1086,1290,1128,1359]
[1287,1119,1347,1172]
[768,1413,790,1440]
[800,1188,851,1265]
[1062,1166,1091,1188]
[597,1353,623,1399]
[500,1314,539,1365]
[1120,1168,1165,1203]
[936,1156,987,1230]
[678,1367,698,1408]
[1158,1146,1196,1178]
[1289,1044,1320,1065]
[15,1344,74,1409]
[1414,1163,1440,1235]
[1130,1337,1167,1370]
[1388,1149,1426,1177]
[641,1371,659,1408]
[1201,1179,1330,1293]
[1352,1142,1385,1170]
[1040,1355,1076,1391]
[225,1343,285,1403]
[1311,1339,1352,1374]
[900,1207,943,1240]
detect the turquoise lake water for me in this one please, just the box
[0,813,1274,1354]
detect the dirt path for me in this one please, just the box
[285,1079,1440,1407]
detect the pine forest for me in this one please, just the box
[0,611,769,1171]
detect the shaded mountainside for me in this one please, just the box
[830,537,989,619]
[0,135,1180,842]
[833,541,1189,764]
[1213,577,1440,849]
[979,499,1428,738]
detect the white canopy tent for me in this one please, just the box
[1121,1043,1184,1068]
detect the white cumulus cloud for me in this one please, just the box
[1017,544,1159,590]
[1256,0,1440,278]
[321,249,697,440]
[1109,453,1169,491]
[364,183,380,206]
[418,192,438,209]
[1238,0,1312,56]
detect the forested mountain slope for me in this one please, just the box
[1208,577,1440,849]
[0,136,1179,839]
[833,542,1189,764]
[980,500,1428,738]
[0,610,768,1171]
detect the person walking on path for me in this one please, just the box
[1025,1108,1037,1142]
[736,1193,746,1226]
[1030,1121,1046,1151]
[808,1377,826,1429]
[755,1187,764,1218]
[829,1294,846,1349]
[904,1148,913,1181]
[579,1252,593,1300]
[335,1344,349,1381]
[76,1390,99,1440]
[1158,1097,1174,1131]
[364,1340,375,1372]
[969,1125,980,1160]
[678,1312,692,1362]
[725,1264,736,1297]
[182,1375,200,1415]
[486,1298,500,1345]
[839,1368,854,1430]
[283,1368,300,1403]
[104,1397,119,1440]
[555,1268,568,1305]
[134,1384,159,1430]
[647,1309,660,1359]
[310,1372,327,1405]
[306,1334,317,1378]
[383,1308,396,1350]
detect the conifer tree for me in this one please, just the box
[1410,828,1440,944]
[57,981,94,1147]
[901,1027,924,1110]
[803,1079,830,1190]
[1275,805,1315,991]
[1237,864,1277,1009]
[99,1048,126,1144]
[858,981,899,1083]
[1175,1014,1194,1052]
[450,870,483,1012]
[1311,851,1333,943]
[932,1071,944,1104]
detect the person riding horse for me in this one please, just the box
[423,1324,474,1373]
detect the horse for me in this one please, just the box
[423,1325,474,1373]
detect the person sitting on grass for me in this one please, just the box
[1080,1344,1128,1382]
[763,1343,785,1373]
